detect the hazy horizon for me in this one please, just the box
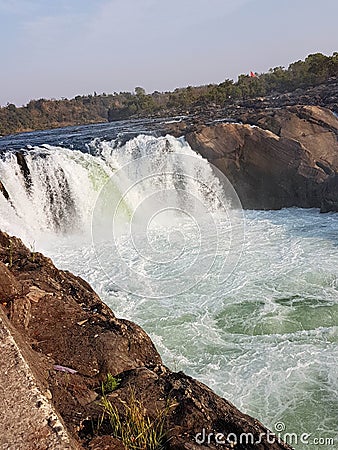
[1,0,337,106]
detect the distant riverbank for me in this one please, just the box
[1,52,337,136]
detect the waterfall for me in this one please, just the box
[0,135,238,246]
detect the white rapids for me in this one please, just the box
[0,133,337,449]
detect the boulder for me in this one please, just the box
[240,106,338,170]
[321,173,338,212]
[186,123,327,209]
[184,105,338,211]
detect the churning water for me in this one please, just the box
[0,120,337,448]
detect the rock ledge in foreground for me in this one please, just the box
[0,231,292,449]
[0,310,78,450]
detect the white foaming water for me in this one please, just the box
[0,135,227,244]
[0,135,337,448]
[0,144,109,244]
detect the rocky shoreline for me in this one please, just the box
[0,231,293,450]
[107,77,338,124]
[165,105,338,212]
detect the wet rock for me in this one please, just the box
[16,151,32,192]
[0,179,10,201]
[321,173,338,212]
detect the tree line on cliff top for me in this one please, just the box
[1,52,337,135]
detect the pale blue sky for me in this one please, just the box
[0,0,337,106]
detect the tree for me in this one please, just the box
[135,87,146,96]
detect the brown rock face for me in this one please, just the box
[0,230,292,449]
[0,231,161,443]
[241,106,338,169]
[321,174,338,212]
[0,261,21,301]
[186,123,326,210]
[100,366,291,450]
[0,310,79,450]
[185,106,338,211]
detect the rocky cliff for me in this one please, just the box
[177,106,338,211]
[0,231,292,450]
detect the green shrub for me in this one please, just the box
[101,373,121,395]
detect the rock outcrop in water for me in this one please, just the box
[180,106,338,211]
[16,151,32,192]
[238,106,338,168]
[0,179,10,201]
[0,231,292,450]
